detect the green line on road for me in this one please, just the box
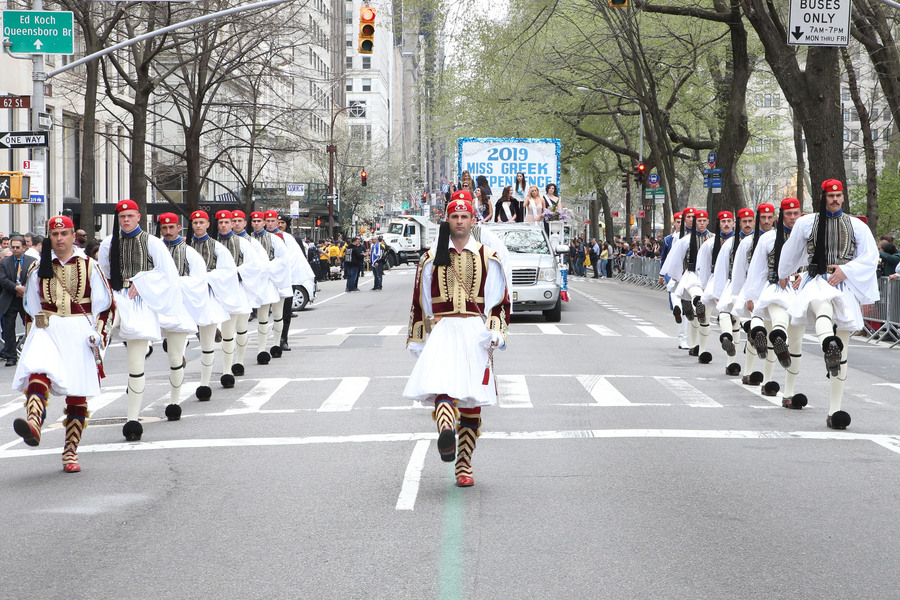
[439,466,465,600]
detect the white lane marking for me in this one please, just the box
[3,429,898,460]
[874,383,900,391]
[222,378,292,415]
[0,438,23,451]
[0,399,23,419]
[86,388,128,416]
[314,292,347,306]
[497,375,532,408]
[656,377,722,408]
[587,324,620,337]
[317,377,370,412]
[395,439,430,511]
[729,378,783,407]
[536,324,564,335]
[576,375,633,406]
[378,325,404,336]
[636,326,670,338]
[329,327,355,336]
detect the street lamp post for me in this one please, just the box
[328,105,353,238]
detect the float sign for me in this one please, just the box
[788,0,851,46]
[458,137,561,192]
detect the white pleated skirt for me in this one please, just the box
[13,316,101,397]
[113,290,162,341]
[403,317,496,409]
[789,274,863,331]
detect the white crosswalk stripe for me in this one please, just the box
[587,324,620,337]
[497,375,533,408]
[656,377,722,408]
[222,378,293,415]
[576,375,633,406]
[318,377,370,412]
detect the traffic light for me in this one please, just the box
[358,6,375,54]
[621,172,630,188]
[634,162,646,184]
[0,171,31,201]
[609,0,628,6]
[361,169,368,186]
[316,217,322,227]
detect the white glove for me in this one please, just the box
[490,330,504,349]
[87,332,102,348]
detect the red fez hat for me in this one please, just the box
[822,179,843,192]
[450,190,472,203]
[263,210,279,219]
[190,210,209,221]
[781,197,800,210]
[718,211,734,220]
[159,212,179,224]
[232,210,246,219]
[250,211,264,220]
[856,215,868,224]
[683,207,696,216]
[695,210,709,219]
[757,203,775,214]
[48,215,74,230]
[447,197,474,215]
[116,199,139,213]
[215,210,232,220]
[673,212,683,220]
[737,208,754,219]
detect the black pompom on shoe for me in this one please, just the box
[220,374,235,389]
[196,386,212,401]
[257,352,271,365]
[165,404,182,421]
[270,345,283,359]
[699,351,712,364]
[762,381,780,396]
[827,410,851,430]
[688,346,700,357]
[123,420,143,441]
[781,394,807,409]
[725,363,742,376]
[231,363,245,376]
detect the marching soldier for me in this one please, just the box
[13,216,115,472]
[778,179,879,429]
[250,211,293,363]
[403,191,510,487]
[99,200,184,441]
[711,207,754,376]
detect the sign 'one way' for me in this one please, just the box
[0,131,49,149]
[788,0,851,47]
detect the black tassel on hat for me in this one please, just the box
[109,218,124,291]
[711,211,723,271]
[812,189,828,275]
[729,209,744,269]
[771,208,786,283]
[37,236,54,279]
[433,221,451,267]
[750,209,762,258]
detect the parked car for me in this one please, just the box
[482,223,564,322]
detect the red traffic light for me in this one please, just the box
[637,163,645,173]
[316,218,322,227]
[359,7,375,54]
[361,170,368,186]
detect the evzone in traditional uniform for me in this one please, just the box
[157,212,229,420]
[215,210,267,381]
[99,200,185,441]
[696,211,735,365]
[728,203,776,386]
[251,210,293,363]
[661,208,695,345]
[403,191,510,487]
[188,210,250,399]
[777,179,879,429]
[711,208,755,376]
[13,216,115,472]
[661,209,715,361]
[658,212,689,349]
[230,210,280,373]
[270,212,315,351]
[742,198,805,401]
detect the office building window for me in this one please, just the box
[349,100,367,118]
[362,56,371,69]
[362,78,372,92]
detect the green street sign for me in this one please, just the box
[2,11,74,54]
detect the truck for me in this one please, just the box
[382,215,439,265]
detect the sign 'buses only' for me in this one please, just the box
[788,0,851,47]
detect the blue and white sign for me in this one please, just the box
[707,151,717,168]
[286,183,306,197]
[648,173,660,187]
[458,137,561,192]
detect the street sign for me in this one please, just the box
[788,0,850,46]
[707,151,717,168]
[0,95,30,109]
[0,131,49,149]
[21,159,44,203]
[38,112,52,130]
[648,173,660,188]
[2,11,75,54]
[703,177,723,189]
[703,168,723,175]
[286,183,306,197]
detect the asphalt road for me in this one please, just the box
[1,264,899,599]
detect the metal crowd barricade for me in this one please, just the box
[863,276,900,345]
[618,256,664,290]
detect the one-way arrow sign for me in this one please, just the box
[0,131,49,149]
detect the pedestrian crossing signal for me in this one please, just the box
[0,171,30,202]
[359,7,375,54]
[609,0,627,6]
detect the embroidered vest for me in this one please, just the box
[684,230,713,271]
[39,257,92,317]
[167,240,191,277]
[120,230,153,279]
[191,237,217,272]
[218,235,243,266]
[430,246,490,317]
[767,230,791,283]
[806,213,856,272]
[254,231,275,260]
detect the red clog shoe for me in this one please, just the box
[456,475,474,487]
[63,462,81,473]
